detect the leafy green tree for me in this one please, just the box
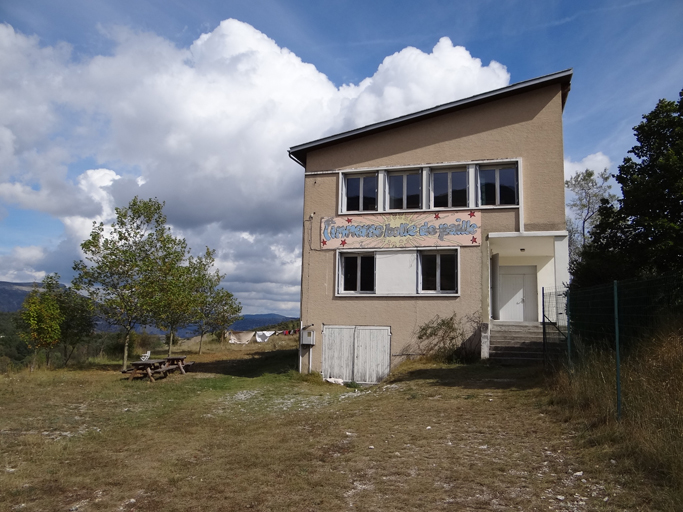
[40,274,95,367]
[19,281,63,370]
[1,312,30,366]
[146,235,196,357]
[73,197,173,370]
[565,169,616,267]
[190,248,223,355]
[572,89,683,286]
[207,288,242,344]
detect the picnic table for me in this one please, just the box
[165,355,194,375]
[122,356,194,382]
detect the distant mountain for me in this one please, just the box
[0,280,296,334]
[0,281,37,312]
[228,314,298,331]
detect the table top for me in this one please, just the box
[132,359,165,366]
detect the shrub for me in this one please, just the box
[0,355,12,373]
[416,313,475,363]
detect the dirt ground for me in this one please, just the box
[0,340,660,511]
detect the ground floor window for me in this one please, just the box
[341,254,375,292]
[420,250,458,293]
[337,248,460,296]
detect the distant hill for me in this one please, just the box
[0,281,37,312]
[228,314,298,331]
[0,280,297,335]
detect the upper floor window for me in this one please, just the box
[345,173,377,212]
[432,168,468,208]
[340,161,519,213]
[479,166,518,206]
[388,171,422,210]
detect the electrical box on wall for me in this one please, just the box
[300,330,315,346]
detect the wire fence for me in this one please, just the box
[569,274,683,349]
[543,272,683,419]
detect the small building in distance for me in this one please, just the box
[289,69,572,383]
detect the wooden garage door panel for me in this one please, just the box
[355,327,391,384]
[323,326,391,384]
[322,326,355,381]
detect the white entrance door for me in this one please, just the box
[322,326,391,384]
[500,274,525,321]
[499,266,537,322]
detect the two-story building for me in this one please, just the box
[289,69,572,383]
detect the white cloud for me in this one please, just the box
[564,152,613,180]
[0,246,47,282]
[334,38,510,132]
[0,19,511,314]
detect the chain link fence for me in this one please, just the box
[543,272,683,419]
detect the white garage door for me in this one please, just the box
[322,326,391,384]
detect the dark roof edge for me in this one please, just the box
[289,68,573,167]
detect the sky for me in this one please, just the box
[0,0,681,316]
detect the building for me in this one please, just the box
[289,69,572,383]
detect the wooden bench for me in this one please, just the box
[153,364,178,375]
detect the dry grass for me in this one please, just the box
[550,327,683,510]
[0,335,660,511]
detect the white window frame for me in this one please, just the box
[386,169,423,211]
[476,164,519,207]
[429,167,469,209]
[342,172,379,213]
[336,158,521,217]
[337,252,376,294]
[418,248,460,295]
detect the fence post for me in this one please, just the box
[542,286,547,366]
[614,280,622,421]
[566,288,572,369]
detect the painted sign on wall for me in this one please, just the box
[320,211,481,249]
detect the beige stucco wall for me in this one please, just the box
[305,84,566,232]
[298,83,567,374]
[299,175,520,373]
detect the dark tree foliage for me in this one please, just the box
[0,311,30,366]
[572,89,683,287]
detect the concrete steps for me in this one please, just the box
[489,322,566,363]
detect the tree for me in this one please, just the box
[146,234,196,357]
[35,273,95,367]
[565,169,616,265]
[40,274,95,367]
[73,197,173,370]
[190,248,223,355]
[207,288,242,344]
[572,89,683,286]
[19,280,63,370]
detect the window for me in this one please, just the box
[387,171,422,210]
[479,166,518,206]
[432,168,468,208]
[345,174,377,212]
[341,254,375,293]
[420,250,458,293]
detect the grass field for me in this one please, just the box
[0,336,664,511]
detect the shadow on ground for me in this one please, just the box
[189,348,299,378]
[387,362,548,391]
